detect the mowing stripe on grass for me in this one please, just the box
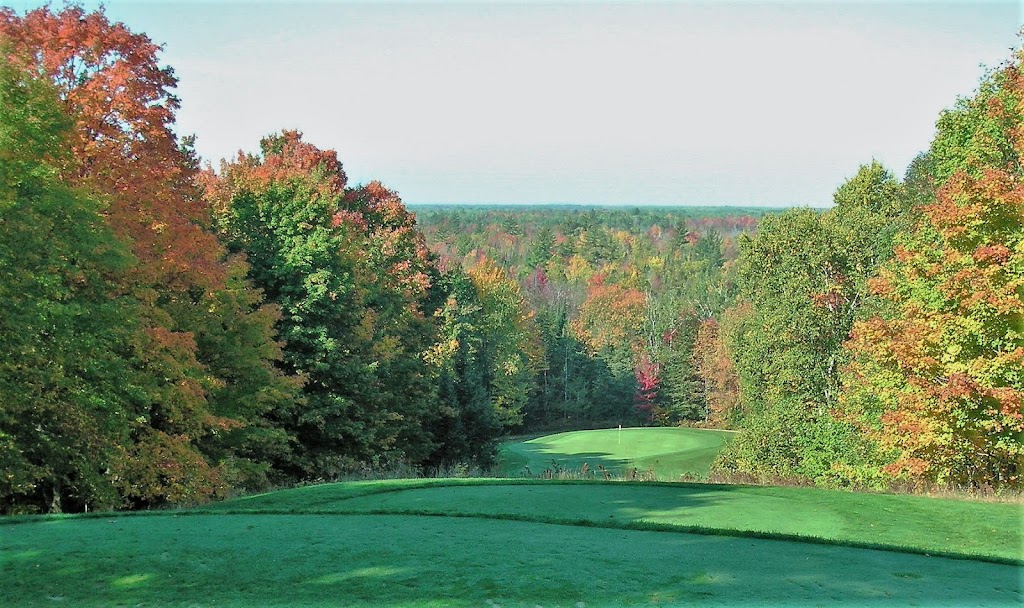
[206,478,1023,564]
[5,478,1020,564]
[2,513,1020,607]
[200,506,1024,566]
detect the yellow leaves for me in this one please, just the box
[564,255,592,284]
[611,229,634,247]
[941,342,963,363]
[572,283,647,355]
[839,40,1024,487]
[424,337,460,367]
[355,309,376,343]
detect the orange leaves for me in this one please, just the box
[1,5,227,292]
[810,289,846,312]
[840,61,1024,485]
[1,6,174,174]
[972,244,1012,265]
[331,209,368,231]
[882,457,930,479]
[350,180,434,300]
[0,7,311,506]
[250,130,347,197]
[892,244,916,263]
[940,373,979,401]
[692,316,741,425]
[572,282,646,354]
[866,274,896,299]
[113,429,226,505]
[929,168,1021,244]
[1,6,177,138]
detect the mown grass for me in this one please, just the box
[2,508,1021,607]
[5,427,1019,606]
[497,427,734,480]
[3,423,1021,606]
[207,478,1023,563]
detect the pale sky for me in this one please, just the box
[9,1,1021,205]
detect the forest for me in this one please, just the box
[0,6,1021,515]
[413,204,767,430]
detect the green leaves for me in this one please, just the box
[721,162,913,484]
[841,52,1024,487]
[205,132,451,477]
[0,60,141,512]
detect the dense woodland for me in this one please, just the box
[413,205,767,430]
[0,7,1020,514]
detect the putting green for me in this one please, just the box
[498,427,734,479]
[2,513,1020,607]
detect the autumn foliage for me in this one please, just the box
[572,281,647,355]
[691,316,741,426]
[0,5,224,289]
[1,1,539,510]
[3,5,1020,516]
[842,52,1024,487]
[0,6,308,510]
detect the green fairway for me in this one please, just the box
[3,481,1022,607]
[213,478,1023,562]
[2,511,1020,607]
[4,479,1019,605]
[498,427,734,479]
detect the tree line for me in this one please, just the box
[714,53,1023,490]
[415,206,768,430]
[416,51,1024,490]
[0,6,540,513]
[1,6,1019,515]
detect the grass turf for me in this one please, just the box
[2,512,1021,607]
[209,478,1024,563]
[497,427,734,480]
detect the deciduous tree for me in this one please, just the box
[842,51,1024,487]
[0,61,140,512]
[1,6,300,501]
[205,131,442,476]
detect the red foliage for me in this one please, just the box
[0,5,226,291]
[348,180,434,299]
[250,129,347,196]
[634,354,661,416]
[525,266,550,293]
[692,315,741,426]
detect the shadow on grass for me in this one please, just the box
[505,445,635,477]
[255,481,1022,565]
[2,514,1020,607]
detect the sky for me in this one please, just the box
[7,1,1021,206]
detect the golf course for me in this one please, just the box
[3,3,1023,606]
[2,429,1021,606]
[498,427,735,479]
